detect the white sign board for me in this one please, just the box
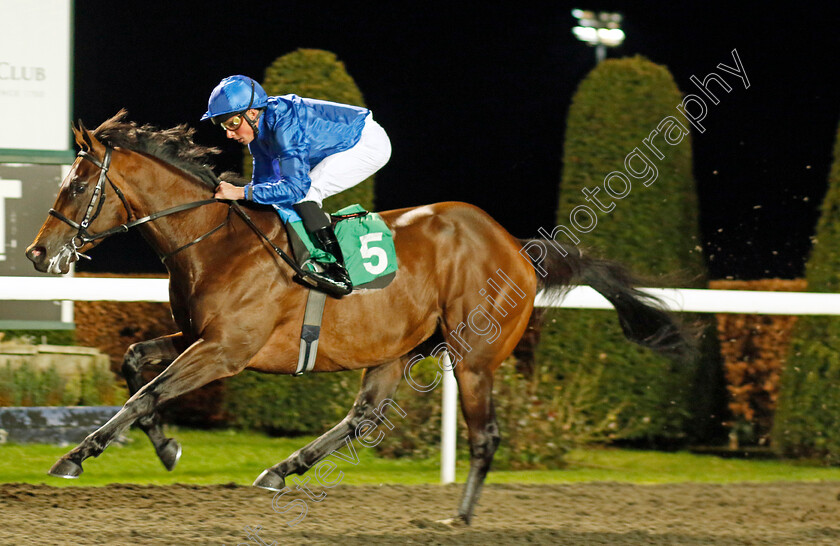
[0,0,72,153]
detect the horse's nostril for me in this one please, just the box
[27,246,46,260]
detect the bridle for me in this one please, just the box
[50,148,120,259]
[49,147,222,262]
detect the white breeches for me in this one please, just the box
[301,113,392,206]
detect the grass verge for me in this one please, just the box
[1,428,839,487]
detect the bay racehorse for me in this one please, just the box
[26,112,692,524]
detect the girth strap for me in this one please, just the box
[295,289,328,376]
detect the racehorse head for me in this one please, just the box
[26,111,223,274]
[26,118,134,274]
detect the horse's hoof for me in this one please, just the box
[48,458,83,479]
[436,515,469,527]
[253,469,285,491]
[156,438,182,471]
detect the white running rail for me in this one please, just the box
[4,277,840,315]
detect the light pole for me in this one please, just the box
[571,9,625,63]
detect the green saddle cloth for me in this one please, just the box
[286,204,398,290]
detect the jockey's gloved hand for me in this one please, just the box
[218,172,248,186]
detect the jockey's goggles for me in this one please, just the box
[219,114,244,131]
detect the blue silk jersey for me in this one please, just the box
[245,94,369,208]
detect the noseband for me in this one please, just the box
[49,147,221,262]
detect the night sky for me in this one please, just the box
[72,1,840,280]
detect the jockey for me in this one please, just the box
[201,75,392,296]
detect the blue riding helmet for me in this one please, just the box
[200,75,268,122]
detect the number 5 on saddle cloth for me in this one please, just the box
[286,203,398,290]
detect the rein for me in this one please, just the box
[228,203,318,286]
[49,147,316,279]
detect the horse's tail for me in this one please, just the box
[518,238,696,359]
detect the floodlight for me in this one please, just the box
[571,9,625,63]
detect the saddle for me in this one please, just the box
[285,204,398,291]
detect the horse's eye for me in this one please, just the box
[71,181,88,195]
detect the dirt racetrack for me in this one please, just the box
[2,481,840,545]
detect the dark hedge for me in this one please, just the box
[223,369,361,436]
[774,121,840,463]
[536,56,721,445]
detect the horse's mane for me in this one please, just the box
[91,110,221,189]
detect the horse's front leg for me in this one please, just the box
[121,333,189,471]
[48,336,249,478]
[254,357,404,490]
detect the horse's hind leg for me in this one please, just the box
[444,297,533,523]
[253,357,404,491]
[121,334,187,471]
[452,363,500,524]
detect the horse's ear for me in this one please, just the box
[72,120,88,150]
[78,119,106,155]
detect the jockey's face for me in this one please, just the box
[223,109,259,145]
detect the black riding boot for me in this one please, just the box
[293,201,352,297]
[313,226,352,288]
